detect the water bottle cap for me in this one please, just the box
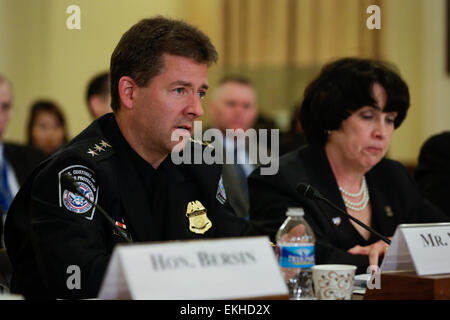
[286,207,304,216]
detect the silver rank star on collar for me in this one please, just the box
[100,140,111,148]
[94,144,105,152]
[87,139,112,157]
[87,148,98,157]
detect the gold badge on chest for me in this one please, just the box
[186,200,212,234]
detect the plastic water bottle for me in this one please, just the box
[276,207,316,300]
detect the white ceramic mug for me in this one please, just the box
[312,264,357,300]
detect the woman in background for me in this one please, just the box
[27,100,68,156]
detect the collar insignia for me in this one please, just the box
[94,144,105,152]
[87,140,112,157]
[87,148,98,157]
[100,140,111,148]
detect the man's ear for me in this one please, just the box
[118,76,137,110]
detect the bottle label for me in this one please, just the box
[279,244,315,268]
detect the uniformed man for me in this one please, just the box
[4,16,254,299]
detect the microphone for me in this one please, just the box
[60,174,132,243]
[296,183,391,245]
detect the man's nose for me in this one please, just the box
[186,94,204,118]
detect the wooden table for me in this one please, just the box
[363,271,450,300]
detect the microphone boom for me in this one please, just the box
[61,174,132,243]
[296,183,391,245]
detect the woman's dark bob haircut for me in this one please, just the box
[299,57,410,146]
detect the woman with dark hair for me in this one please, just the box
[248,57,448,273]
[27,100,68,156]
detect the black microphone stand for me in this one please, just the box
[317,194,391,245]
[297,183,391,245]
[61,175,132,243]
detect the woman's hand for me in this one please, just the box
[347,238,392,267]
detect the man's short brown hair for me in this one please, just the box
[110,16,218,112]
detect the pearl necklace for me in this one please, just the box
[339,176,370,212]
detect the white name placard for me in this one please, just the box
[98,236,288,300]
[381,223,450,275]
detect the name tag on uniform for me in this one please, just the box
[98,236,288,299]
[381,223,450,275]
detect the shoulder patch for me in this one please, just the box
[58,165,99,220]
[216,175,227,205]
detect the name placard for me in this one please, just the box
[98,236,288,300]
[381,223,450,275]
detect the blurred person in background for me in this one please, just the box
[86,71,112,119]
[0,74,45,240]
[27,100,68,156]
[415,131,450,218]
[279,102,307,156]
[208,76,261,219]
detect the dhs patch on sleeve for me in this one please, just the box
[58,165,99,220]
[216,175,227,205]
